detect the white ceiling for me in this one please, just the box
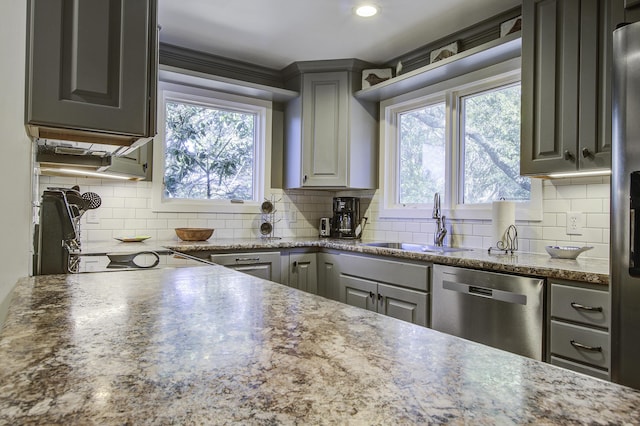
[158,0,521,70]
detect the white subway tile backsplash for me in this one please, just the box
[39,174,610,260]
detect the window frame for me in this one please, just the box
[152,81,272,213]
[379,59,542,221]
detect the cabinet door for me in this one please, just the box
[317,252,340,301]
[26,0,155,136]
[521,0,581,175]
[339,275,377,312]
[290,253,318,294]
[301,72,348,187]
[377,283,429,327]
[578,0,623,170]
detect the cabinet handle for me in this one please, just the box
[581,148,594,159]
[369,291,375,300]
[235,257,261,262]
[292,261,297,268]
[570,340,602,352]
[303,175,308,183]
[570,302,603,312]
[563,150,575,161]
[377,293,383,301]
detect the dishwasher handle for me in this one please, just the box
[442,280,527,305]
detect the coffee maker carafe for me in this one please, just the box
[331,197,360,239]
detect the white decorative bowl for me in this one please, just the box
[545,245,593,259]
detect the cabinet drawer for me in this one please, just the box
[550,356,610,381]
[339,254,430,291]
[210,251,280,266]
[550,320,610,369]
[551,283,609,328]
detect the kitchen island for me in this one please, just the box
[1,265,637,424]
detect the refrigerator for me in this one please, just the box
[612,20,640,389]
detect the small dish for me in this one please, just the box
[545,245,593,259]
[114,236,151,243]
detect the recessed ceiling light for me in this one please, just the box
[355,5,378,18]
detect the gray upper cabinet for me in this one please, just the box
[520,0,623,175]
[26,0,158,146]
[284,62,378,189]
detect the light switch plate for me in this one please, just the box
[566,212,583,235]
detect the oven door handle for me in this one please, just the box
[442,280,527,305]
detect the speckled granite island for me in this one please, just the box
[1,265,637,424]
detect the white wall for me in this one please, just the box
[41,175,610,260]
[0,1,32,325]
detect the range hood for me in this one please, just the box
[35,139,150,181]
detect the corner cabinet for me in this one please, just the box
[284,63,378,189]
[288,253,318,294]
[25,0,158,146]
[520,0,623,175]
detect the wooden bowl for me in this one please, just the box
[175,228,214,241]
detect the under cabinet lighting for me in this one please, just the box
[355,5,378,17]
[546,170,612,179]
[39,167,140,181]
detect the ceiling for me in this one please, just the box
[158,0,521,70]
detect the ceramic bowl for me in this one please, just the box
[175,228,214,241]
[545,245,593,259]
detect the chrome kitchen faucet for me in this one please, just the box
[433,192,447,247]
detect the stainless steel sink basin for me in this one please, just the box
[362,242,472,253]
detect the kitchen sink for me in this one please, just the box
[362,242,472,253]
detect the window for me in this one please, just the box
[381,63,541,220]
[459,83,529,204]
[152,81,272,213]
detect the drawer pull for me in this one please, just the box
[570,302,603,312]
[236,257,261,262]
[570,340,602,352]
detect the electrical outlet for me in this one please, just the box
[566,212,583,235]
[86,210,100,224]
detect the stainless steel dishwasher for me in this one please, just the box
[431,265,545,360]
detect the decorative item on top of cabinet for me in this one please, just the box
[520,0,623,176]
[25,0,158,147]
[283,60,378,189]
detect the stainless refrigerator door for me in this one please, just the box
[612,20,640,389]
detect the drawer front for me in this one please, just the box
[210,251,280,266]
[551,283,609,328]
[550,356,610,381]
[339,254,430,291]
[550,320,610,369]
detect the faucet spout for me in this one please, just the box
[432,193,447,246]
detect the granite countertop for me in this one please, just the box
[83,237,610,285]
[0,266,637,424]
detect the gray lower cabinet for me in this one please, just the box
[289,253,318,294]
[520,0,623,175]
[548,280,610,380]
[284,63,377,189]
[337,254,430,327]
[317,252,341,301]
[26,0,158,145]
[210,252,282,283]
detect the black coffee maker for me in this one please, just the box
[331,197,360,239]
[34,188,82,275]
